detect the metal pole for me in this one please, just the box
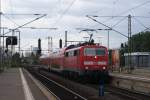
[2,28,4,54]
[11,30,15,54]
[65,31,67,47]
[0,0,2,70]
[128,14,132,72]
[108,30,109,50]
[18,30,20,54]
[2,27,8,67]
[30,45,32,56]
[48,36,50,53]
[2,27,4,68]
[11,30,15,67]
[0,0,1,44]
[50,37,52,52]
[15,29,21,54]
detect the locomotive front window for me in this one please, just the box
[96,48,105,56]
[84,48,105,56]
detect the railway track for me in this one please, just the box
[107,86,150,100]
[88,84,150,100]
[25,66,150,100]
[26,68,87,100]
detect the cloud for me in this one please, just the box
[1,0,150,52]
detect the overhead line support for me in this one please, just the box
[4,14,47,35]
[86,15,128,38]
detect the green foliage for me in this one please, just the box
[121,31,150,52]
[11,53,21,67]
[30,52,40,64]
[119,31,150,67]
[21,52,40,65]
[119,46,125,67]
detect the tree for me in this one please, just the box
[121,31,150,52]
[11,53,21,67]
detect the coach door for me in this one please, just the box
[74,49,80,69]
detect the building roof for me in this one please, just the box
[124,52,150,56]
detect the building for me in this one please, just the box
[109,49,120,67]
[124,52,150,68]
[32,47,39,55]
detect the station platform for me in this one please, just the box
[0,68,53,100]
[110,68,150,82]
[109,68,150,94]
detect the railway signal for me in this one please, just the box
[6,36,17,45]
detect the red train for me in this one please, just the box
[40,43,109,80]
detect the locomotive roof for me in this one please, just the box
[65,44,107,52]
[65,42,107,50]
[40,43,107,58]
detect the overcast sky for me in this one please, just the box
[1,0,150,53]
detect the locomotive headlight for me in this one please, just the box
[102,66,106,70]
[94,56,98,59]
[85,67,89,69]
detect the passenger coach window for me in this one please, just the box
[74,50,77,56]
[69,51,74,56]
[66,50,80,57]
[74,50,80,56]
[77,50,80,55]
[65,52,68,57]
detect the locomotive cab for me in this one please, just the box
[81,46,108,71]
[79,45,109,81]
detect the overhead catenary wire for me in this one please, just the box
[133,17,149,29]
[2,14,20,26]
[90,15,150,34]
[133,17,150,30]
[91,15,150,18]
[119,0,150,16]
[98,0,150,24]
[111,0,120,17]
[4,14,47,35]
[52,0,78,26]
[111,16,127,28]
[9,0,13,12]
[86,15,128,38]
[2,13,48,31]
[8,0,14,19]
[21,27,57,30]
[3,13,44,16]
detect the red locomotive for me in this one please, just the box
[40,43,109,80]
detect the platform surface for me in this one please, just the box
[0,68,48,100]
[0,68,25,100]
[110,68,150,82]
